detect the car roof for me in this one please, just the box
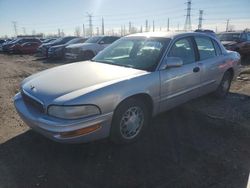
[126,31,217,40]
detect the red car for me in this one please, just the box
[10,42,41,54]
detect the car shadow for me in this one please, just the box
[1,93,250,188]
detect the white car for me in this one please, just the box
[65,36,120,61]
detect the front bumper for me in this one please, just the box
[48,49,64,59]
[65,52,79,60]
[14,92,113,143]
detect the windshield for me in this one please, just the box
[93,37,170,71]
[85,36,102,44]
[65,38,82,45]
[218,33,241,41]
[51,38,63,44]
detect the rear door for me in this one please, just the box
[194,36,224,95]
[159,37,201,112]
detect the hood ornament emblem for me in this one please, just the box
[30,85,35,90]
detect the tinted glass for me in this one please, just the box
[241,33,247,41]
[247,33,250,41]
[85,36,102,43]
[195,37,216,60]
[168,38,195,64]
[101,37,119,44]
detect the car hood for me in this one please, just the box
[21,61,147,105]
[221,41,237,46]
[50,44,66,49]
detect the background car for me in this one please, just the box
[6,38,41,53]
[218,30,250,56]
[17,42,42,54]
[48,37,87,59]
[65,36,120,61]
[37,36,77,57]
[42,38,57,44]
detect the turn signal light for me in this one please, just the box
[60,124,101,138]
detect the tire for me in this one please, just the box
[214,71,233,98]
[82,51,95,60]
[110,98,149,144]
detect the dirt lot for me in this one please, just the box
[0,54,250,188]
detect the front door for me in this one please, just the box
[159,37,201,112]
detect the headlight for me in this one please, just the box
[55,47,63,52]
[48,105,101,119]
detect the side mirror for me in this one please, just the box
[160,57,183,70]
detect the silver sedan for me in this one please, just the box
[14,32,240,144]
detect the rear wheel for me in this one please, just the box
[110,98,149,144]
[214,71,233,98]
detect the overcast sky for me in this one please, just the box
[0,0,249,37]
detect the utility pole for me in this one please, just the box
[96,27,99,36]
[226,19,230,32]
[129,21,131,34]
[140,25,142,33]
[153,20,155,32]
[145,20,148,32]
[82,24,86,38]
[167,18,170,31]
[58,29,61,37]
[22,27,26,35]
[87,12,93,37]
[184,0,192,31]
[124,25,126,35]
[198,10,204,29]
[12,21,18,36]
[101,17,104,35]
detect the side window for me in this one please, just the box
[101,37,117,44]
[247,33,250,41]
[195,37,216,60]
[212,40,222,56]
[110,37,119,43]
[168,37,195,65]
[241,33,247,41]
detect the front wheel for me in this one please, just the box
[110,98,149,144]
[214,71,233,98]
[82,51,95,60]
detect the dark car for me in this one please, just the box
[48,37,87,59]
[218,30,250,56]
[4,38,41,53]
[17,42,42,54]
[0,39,6,45]
[42,38,57,44]
[37,36,77,57]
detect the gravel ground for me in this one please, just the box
[0,54,250,188]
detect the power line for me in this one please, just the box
[12,21,18,36]
[226,19,230,32]
[198,10,204,29]
[184,0,192,31]
[87,12,93,37]
[167,18,170,31]
[102,17,105,35]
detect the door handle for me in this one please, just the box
[193,67,200,73]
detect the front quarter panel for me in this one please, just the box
[63,71,161,116]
